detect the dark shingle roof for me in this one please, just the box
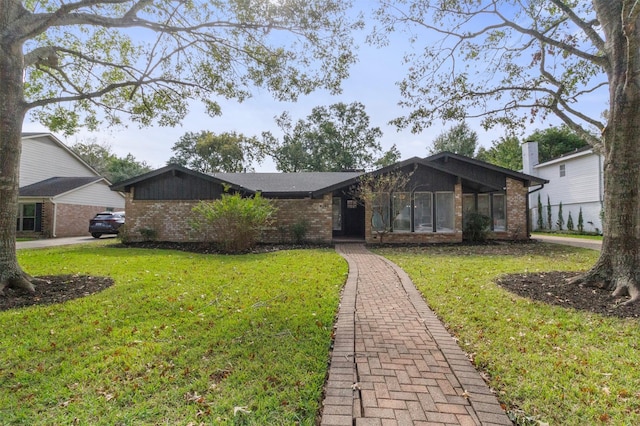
[20,177,102,197]
[210,172,363,194]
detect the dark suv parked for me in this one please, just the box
[89,211,125,238]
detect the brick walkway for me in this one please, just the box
[321,244,512,426]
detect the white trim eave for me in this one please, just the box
[48,178,126,200]
[534,149,595,168]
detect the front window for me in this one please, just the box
[332,197,342,231]
[392,192,411,232]
[492,194,506,231]
[16,203,36,231]
[477,194,490,217]
[414,192,433,232]
[372,192,390,232]
[435,192,455,232]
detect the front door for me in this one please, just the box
[344,198,365,237]
[332,196,365,238]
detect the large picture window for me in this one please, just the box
[414,192,433,232]
[16,203,36,231]
[372,193,390,232]
[435,192,455,232]
[477,194,490,217]
[492,194,506,231]
[392,192,411,232]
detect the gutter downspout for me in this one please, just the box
[51,200,57,238]
[526,184,546,237]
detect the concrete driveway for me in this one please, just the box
[533,234,602,251]
[16,235,117,250]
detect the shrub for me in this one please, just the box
[116,224,131,244]
[556,202,564,230]
[291,219,310,244]
[463,212,491,242]
[537,193,544,230]
[190,193,277,253]
[139,227,158,241]
[577,208,584,233]
[546,195,552,230]
[566,211,574,231]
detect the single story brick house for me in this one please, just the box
[110,152,547,244]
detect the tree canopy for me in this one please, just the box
[528,126,590,162]
[168,131,262,173]
[373,1,640,302]
[427,122,478,157]
[264,102,400,172]
[71,140,152,183]
[476,126,591,171]
[0,0,360,293]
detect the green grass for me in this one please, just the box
[377,244,640,425]
[1,243,347,425]
[532,231,603,241]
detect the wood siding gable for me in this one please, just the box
[133,171,226,201]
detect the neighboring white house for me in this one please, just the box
[16,133,125,238]
[522,140,604,234]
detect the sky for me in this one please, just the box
[22,4,574,172]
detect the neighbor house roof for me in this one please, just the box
[211,172,363,196]
[19,176,104,197]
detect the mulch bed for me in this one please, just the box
[496,271,640,319]
[0,275,114,311]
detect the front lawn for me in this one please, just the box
[377,243,640,425]
[1,243,347,425]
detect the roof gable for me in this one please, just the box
[426,151,548,186]
[19,176,103,197]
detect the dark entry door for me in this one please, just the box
[343,198,365,237]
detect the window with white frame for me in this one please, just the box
[392,192,412,232]
[559,164,566,177]
[435,192,455,232]
[414,192,433,232]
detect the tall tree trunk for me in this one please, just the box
[0,9,34,294]
[572,1,640,304]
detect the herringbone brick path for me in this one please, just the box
[321,244,512,425]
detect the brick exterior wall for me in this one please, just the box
[121,178,529,244]
[121,192,334,244]
[54,203,109,237]
[122,194,200,242]
[17,202,110,238]
[489,177,529,241]
[262,194,333,243]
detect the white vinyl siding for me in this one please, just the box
[528,149,604,233]
[535,153,602,205]
[56,181,125,208]
[20,135,97,187]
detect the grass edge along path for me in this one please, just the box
[1,244,347,425]
[377,243,640,425]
